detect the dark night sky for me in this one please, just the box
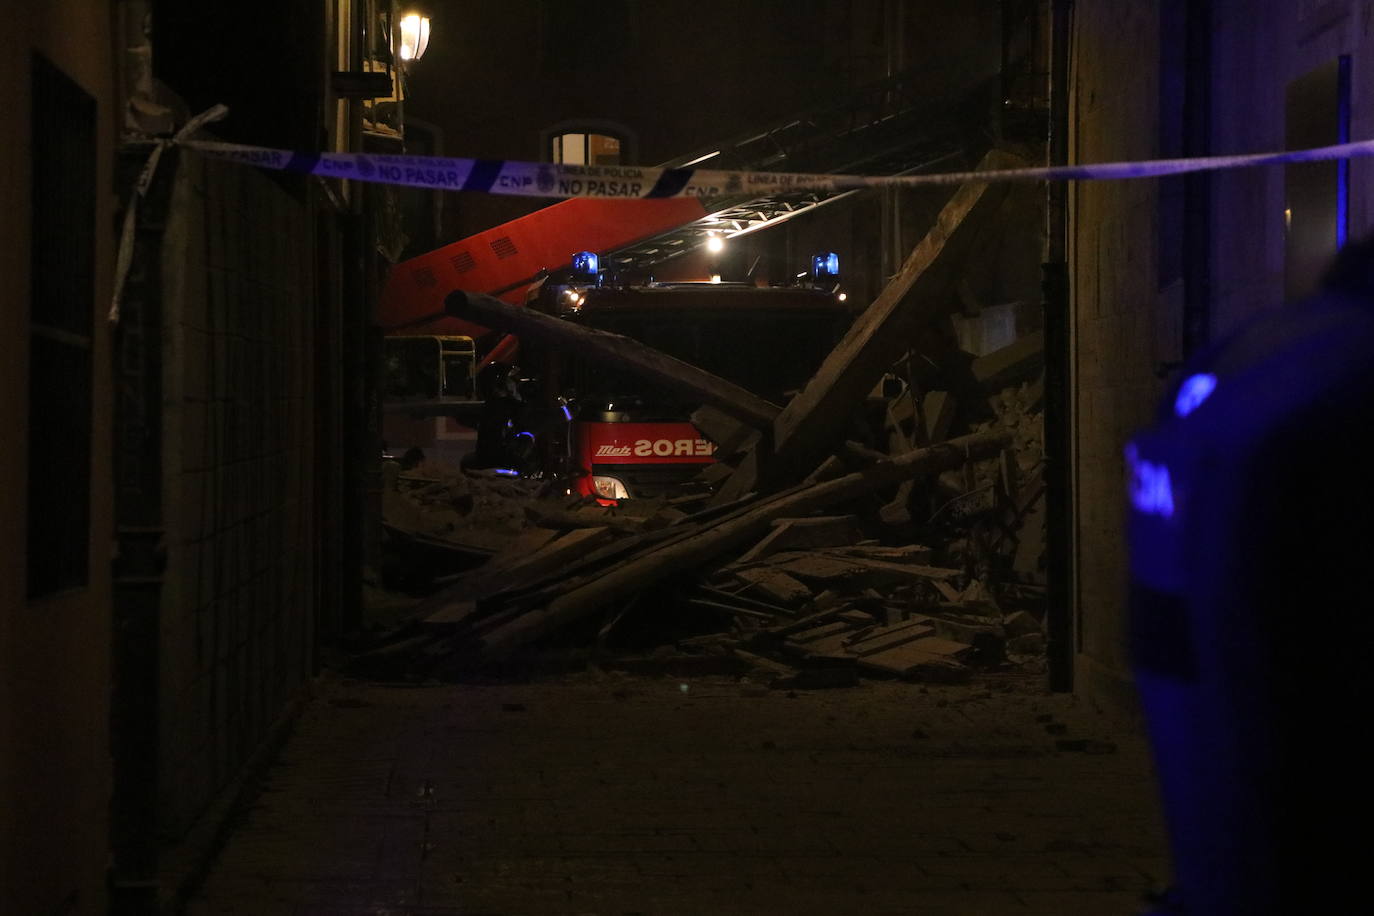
[403,0,1001,241]
[405,0,1001,164]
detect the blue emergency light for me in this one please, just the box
[811,251,840,280]
[1172,372,1217,418]
[571,251,599,276]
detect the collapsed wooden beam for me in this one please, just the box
[716,149,1021,501]
[444,289,781,429]
[475,429,1010,659]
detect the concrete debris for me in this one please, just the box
[733,567,814,607]
[365,280,1049,688]
[382,461,545,553]
[971,329,1044,390]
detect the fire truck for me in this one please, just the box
[380,334,479,467]
[511,251,854,501]
[378,198,856,499]
[379,197,709,472]
[380,69,989,482]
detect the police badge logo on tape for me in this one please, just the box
[354,155,376,179]
[537,166,556,194]
[725,173,743,194]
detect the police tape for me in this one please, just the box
[109,116,1374,324]
[110,105,230,323]
[182,136,1374,200]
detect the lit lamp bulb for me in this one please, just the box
[707,234,725,254]
[398,12,432,62]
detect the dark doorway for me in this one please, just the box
[1285,56,1351,300]
[27,53,95,600]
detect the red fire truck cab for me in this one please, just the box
[521,254,854,502]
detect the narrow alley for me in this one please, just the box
[9,3,1370,915]
[186,672,1167,916]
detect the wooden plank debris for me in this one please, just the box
[754,149,1022,492]
[932,580,963,603]
[693,584,795,617]
[923,390,957,443]
[842,617,937,655]
[816,544,934,563]
[788,621,854,645]
[474,429,1009,659]
[734,567,812,606]
[731,649,799,680]
[768,553,871,582]
[686,598,776,621]
[736,515,865,564]
[1013,496,1047,578]
[445,288,782,429]
[889,388,917,432]
[690,405,759,458]
[493,526,615,586]
[858,645,970,680]
[757,608,850,640]
[523,502,651,534]
[802,455,849,485]
[766,552,960,587]
[421,600,480,631]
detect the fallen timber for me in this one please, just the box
[473,429,1010,660]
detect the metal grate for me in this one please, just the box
[450,250,477,273]
[490,236,519,260]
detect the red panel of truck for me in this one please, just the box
[380,197,707,336]
[578,421,717,466]
[573,420,716,500]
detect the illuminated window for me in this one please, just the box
[543,120,635,167]
[1285,56,1352,299]
[551,132,622,166]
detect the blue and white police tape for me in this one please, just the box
[110,104,230,323]
[183,136,1374,200]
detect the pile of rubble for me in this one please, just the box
[382,463,545,549]
[379,462,547,587]
[364,362,1045,686]
[361,149,1049,685]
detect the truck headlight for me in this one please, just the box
[591,475,630,500]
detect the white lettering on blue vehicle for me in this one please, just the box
[1126,444,1175,519]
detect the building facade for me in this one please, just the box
[1,2,118,911]
[3,1,407,912]
[1067,0,1374,705]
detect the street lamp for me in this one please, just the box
[398,9,432,62]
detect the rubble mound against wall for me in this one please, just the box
[363,366,1047,686]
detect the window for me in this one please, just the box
[552,132,622,166]
[1285,56,1351,300]
[27,54,96,599]
[543,120,636,167]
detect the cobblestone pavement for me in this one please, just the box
[186,670,1170,916]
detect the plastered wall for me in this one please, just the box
[0,1,116,913]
